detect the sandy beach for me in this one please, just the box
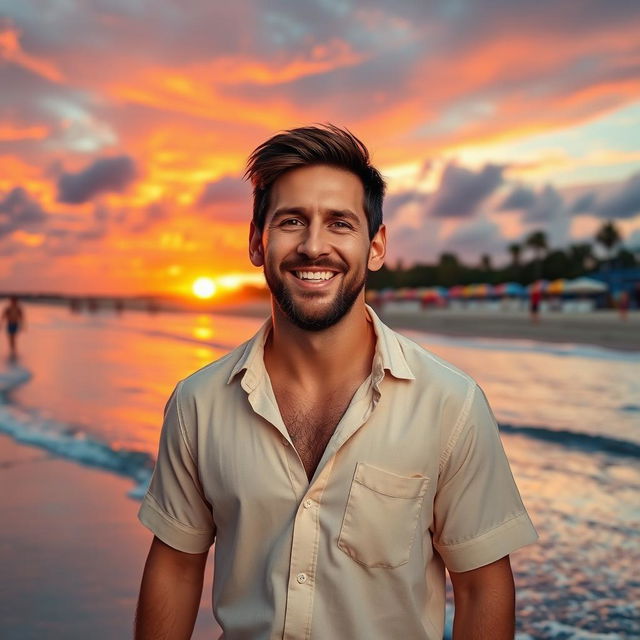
[208,301,640,352]
[378,307,640,352]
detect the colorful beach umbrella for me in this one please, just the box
[395,287,419,301]
[527,279,548,293]
[546,279,566,295]
[365,289,379,303]
[419,287,445,302]
[379,288,395,301]
[493,282,526,297]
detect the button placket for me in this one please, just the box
[282,458,335,640]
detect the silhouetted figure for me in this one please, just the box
[617,291,629,321]
[529,287,541,324]
[1,296,25,358]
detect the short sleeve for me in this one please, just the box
[433,384,538,572]
[138,382,216,553]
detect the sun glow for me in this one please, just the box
[192,277,217,299]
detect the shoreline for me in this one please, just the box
[26,299,640,352]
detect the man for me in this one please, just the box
[135,125,537,639]
[1,296,25,358]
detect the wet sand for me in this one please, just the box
[0,434,220,640]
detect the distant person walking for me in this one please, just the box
[617,291,629,321]
[1,296,25,358]
[529,286,541,324]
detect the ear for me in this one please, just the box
[367,224,386,271]
[249,221,264,267]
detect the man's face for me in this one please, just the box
[249,164,385,331]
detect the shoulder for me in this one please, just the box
[393,328,476,400]
[177,337,253,403]
[387,327,480,448]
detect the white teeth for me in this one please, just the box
[295,271,336,281]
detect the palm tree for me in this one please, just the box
[568,243,595,274]
[508,243,522,268]
[480,254,493,272]
[525,230,548,261]
[595,221,622,268]
[525,230,548,278]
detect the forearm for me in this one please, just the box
[135,538,208,640]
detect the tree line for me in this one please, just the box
[368,220,638,289]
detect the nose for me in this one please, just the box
[297,220,330,259]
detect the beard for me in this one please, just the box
[264,258,367,332]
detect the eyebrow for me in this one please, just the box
[270,207,361,225]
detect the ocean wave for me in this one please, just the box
[499,422,640,458]
[0,364,31,396]
[0,403,153,499]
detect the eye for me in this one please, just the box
[281,218,304,227]
[331,221,353,230]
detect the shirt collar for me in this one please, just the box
[365,304,415,382]
[226,303,415,389]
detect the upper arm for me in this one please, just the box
[145,535,209,578]
[449,555,514,598]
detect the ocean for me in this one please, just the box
[1,303,638,639]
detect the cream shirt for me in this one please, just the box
[139,305,537,639]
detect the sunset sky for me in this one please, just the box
[1,1,640,296]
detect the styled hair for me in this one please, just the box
[244,124,385,239]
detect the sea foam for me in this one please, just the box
[0,363,152,499]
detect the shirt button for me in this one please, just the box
[296,572,307,584]
[303,499,313,509]
[281,437,288,446]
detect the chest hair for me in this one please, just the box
[276,390,354,480]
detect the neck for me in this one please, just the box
[265,295,376,391]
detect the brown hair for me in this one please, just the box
[244,124,385,239]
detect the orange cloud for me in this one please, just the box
[202,40,366,86]
[0,22,64,83]
[0,123,49,141]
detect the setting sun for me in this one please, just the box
[192,277,217,299]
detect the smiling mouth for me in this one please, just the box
[291,270,339,281]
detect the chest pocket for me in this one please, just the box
[337,462,429,568]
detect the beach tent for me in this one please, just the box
[448,285,465,298]
[564,277,608,294]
